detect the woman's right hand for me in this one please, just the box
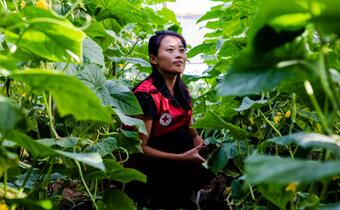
[180,143,206,163]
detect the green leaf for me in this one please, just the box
[235,97,268,112]
[216,62,311,96]
[260,132,340,158]
[88,0,161,25]
[100,188,136,210]
[193,112,249,139]
[311,0,340,35]
[108,57,151,67]
[77,64,112,106]
[319,203,340,210]
[6,131,105,170]
[0,96,24,132]
[208,141,245,174]
[114,108,147,135]
[106,80,143,115]
[5,198,53,210]
[12,8,85,63]
[57,151,105,171]
[115,130,142,154]
[0,54,17,70]
[187,42,216,58]
[83,38,105,66]
[84,137,117,157]
[257,184,295,209]
[6,131,55,157]
[86,159,146,183]
[197,8,224,23]
[246,154,340,184]
[37,137,80,148]
[12,69,111,123]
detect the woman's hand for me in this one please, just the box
[180,143,206,163]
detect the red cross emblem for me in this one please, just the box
[159,113,172,126]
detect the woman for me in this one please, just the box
[128,30,213,210]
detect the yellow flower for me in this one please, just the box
[0,204,9,210]
[36,0,49,10]
[249,117,255,125]
[285,110,291,118]
[273,112,282,124]
[285,182,298,193]
[20,0,26,9]
[119,64,124,69]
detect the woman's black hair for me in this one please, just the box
[148,30,191,109]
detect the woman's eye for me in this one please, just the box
[180,49,186,53]
[166,49,173,52]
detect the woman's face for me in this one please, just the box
[151,35,187,76]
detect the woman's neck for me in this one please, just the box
[157,71,177,95]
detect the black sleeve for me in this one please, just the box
[135,92,157,119]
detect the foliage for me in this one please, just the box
[1,0,340,209]
[189,0,340,209]
[0,0,178,209]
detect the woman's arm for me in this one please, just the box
[140,115,206,163]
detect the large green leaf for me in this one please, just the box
[77,64,112,105]
[193,111,249,139]
[216,61,311,96]
[12,70,111,123]
[5,198,53,210]
[7,8,85,63]
[260,133,340,158]
[312,0,340,35]
[208,141,246,174]
[99,188,136,210]
[84,137,117,157]
[86,159,146,183]
[83,38,105,66]
[114,108,147,135]
[37,137,80,148]
[187,42,216,58]
[246,154,340,184]
[6,131,105,170]
[257,184,295,209]
[234,97,268,112]
[0,54,17,70]
[106,80,143,115]
[0,96,24,132]
[108,57,151,67]
[87,0,162,25]
[114,130,142,154]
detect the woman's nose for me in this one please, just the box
[175,50,184,58]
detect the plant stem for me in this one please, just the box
[259,109,281,137]
[304,81,332,134]
[288,93,296,134]
[4,169,7,198]
[64,0,82,17]
[75,160,98,210]
[288,93,297,159]
[248,183,255,200]
[40,158,54,199]
[20,165,34,190]
[43,92,60,139]
[12,0,18,13]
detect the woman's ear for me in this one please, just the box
[150,54,158,65]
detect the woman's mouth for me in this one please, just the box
[173,61,183,65]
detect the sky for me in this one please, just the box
[166,0,221,16]
[166,0,222,74]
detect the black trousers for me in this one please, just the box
[126,155,213,209]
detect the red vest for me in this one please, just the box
[134,77,192,138]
